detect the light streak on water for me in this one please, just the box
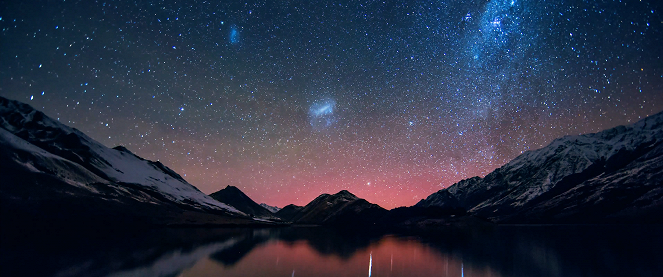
[368,252,373,277]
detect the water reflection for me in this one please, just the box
[1,225,662,277]
[183,235,473,277]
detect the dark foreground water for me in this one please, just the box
[1,225,662,277]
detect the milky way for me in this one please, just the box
[1,0,662,208]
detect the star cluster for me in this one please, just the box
[1,0,661,208]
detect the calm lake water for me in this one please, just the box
[1,225,662,277]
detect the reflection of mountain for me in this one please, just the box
[210,230,272,266]
[107,238,242,277]
[419,225,663,277]
[418,111,663,223]
[0,227,250,277]
[208,227,383,266]
[276,227,380,259]
[4,225,661,277]
[205,226,663,277]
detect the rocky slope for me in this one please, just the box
[418,110,663,223]
[0,96,249,226]
[259,203,280,213]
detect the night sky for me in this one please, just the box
[1,0,662,209]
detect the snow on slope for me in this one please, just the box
[422,110,663,221]
[0,127,110,188]
[0,96,242,215]
[259,203,280,213]
[93,144,242,213]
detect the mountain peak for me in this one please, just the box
[224,185,242,192]
[210,185,246,199]
[279,189,383,225]
[209,186,275,218]
[334,190,358,199]
[112,145,134,154]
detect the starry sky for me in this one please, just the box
[1,0,662,209]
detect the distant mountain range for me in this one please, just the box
[2,95,661,228]
[417,110,663,223]
[277,190,387,226]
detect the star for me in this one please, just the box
[0,0,660,209]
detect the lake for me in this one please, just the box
[1,225,662,277]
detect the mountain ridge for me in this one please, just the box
[0,96,254,226]
[418,110,663,223]
[3,95,661,227]
[209,186,277,219]
[281,190,388,226]
[259,203,280,213]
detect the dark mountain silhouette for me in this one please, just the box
[275,204,304,222]
[282,190,388,226]
[209,186,277,219]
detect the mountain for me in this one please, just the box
[209,186,276,219]
[283,190,387,226]
[418,110,663,223]
[274,204,304,222]
[0,96,251,226]
[259,203,280,213]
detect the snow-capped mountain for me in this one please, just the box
[0,96,245,224]
[418,110,663,223]
[259,203,280,213]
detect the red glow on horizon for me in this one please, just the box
[186,161,496,209]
